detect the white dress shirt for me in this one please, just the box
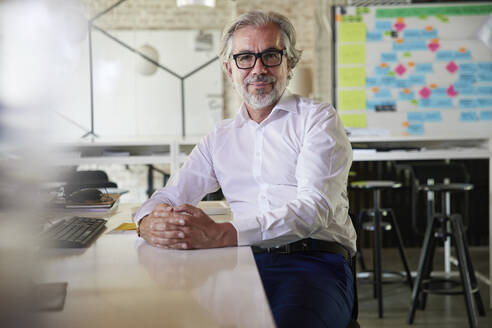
[134,91,356,254]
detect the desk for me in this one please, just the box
[36,204,276,328]
[55,135,492,307]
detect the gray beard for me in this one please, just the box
[235,75,287,111]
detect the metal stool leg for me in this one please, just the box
[450,214,478,328]
[373,191,383,318]
[388,209,413,290]
[407,216,439,325]
[457,215,486,316]
[418,216,439,311]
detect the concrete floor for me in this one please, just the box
[356,247,491,327]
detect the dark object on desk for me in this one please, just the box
[67,188,103,202]
[42,216,107,248]
[35,282,67,311]
[64,170,118,196]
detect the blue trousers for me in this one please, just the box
[254,252,354,328]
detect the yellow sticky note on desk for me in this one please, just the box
[339,90,366,111]
[339,67,365,87]
[339,22,366,42]
[340,113,367,128]
[339,44,366,64]
[114,222,136,231]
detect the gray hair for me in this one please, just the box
[219,10,302,78]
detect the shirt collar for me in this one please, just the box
[233,90,298,127]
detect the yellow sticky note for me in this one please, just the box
[339,22,366,42]
[339,44,366,64]
[340,113,367,128]
[339,90,366,111]
[339,67,366,87]
[114,222,136,231]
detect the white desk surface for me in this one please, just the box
[36,203,275,328]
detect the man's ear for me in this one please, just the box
[225,61,233,80]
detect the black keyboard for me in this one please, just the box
[42,216,107,248]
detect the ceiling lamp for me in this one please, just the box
[177,0,215,7]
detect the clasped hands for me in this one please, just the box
[139,203,237,250]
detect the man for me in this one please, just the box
[135,10,356,328]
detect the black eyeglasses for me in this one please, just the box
[232,49,286,69]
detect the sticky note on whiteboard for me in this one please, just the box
[339,67,366,87]
[338,90,367,111]
[424,111,442,122]
[460,111,477,122]
[407,124,425,135]
[340,114,367,128]
[480,110,492,121]
[339,22,366,42]
[339,44,366,64]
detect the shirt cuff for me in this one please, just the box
[133,198,165,224]
[230,217,262,246]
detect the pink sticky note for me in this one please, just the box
[394,22,406,32]
[447,85,458,97]
[427,42,440,52]
[419,87,431,99]
[446,61,458,73]
[394,64,406,76]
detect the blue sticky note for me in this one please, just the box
[366,100,378,110]
[455,86,475,95]
[459,63,476,73]
[380,52,398,62]
[458,73,477,84]
[375,66,390,75]
[407,124,425,135]
[459,99,479,109]
[407,112,424,122]
[415,63,433,73]
[478,73,492,82]
[367,31,383,41]
[419,99,432,108]
[436,51,454,61]
[422,29,438,38]
[393,41,427,51]
[454,51,471,61]
[374,88,392,98]
[395,79,411,88]
[433,88,447,97]
[403,29,421,38]
[375,21,393,30]
[433,98,453,108]
[380,76,396,87]
[454,80,472,88]
[477,62,492,72]
[480,110,492,120]
[424,111,442,122]
[408,74,426,85]
[477,86,492,95]
[478,98,492,108]
[366,77,379,87]
[399,91,415,100]
[460,111,477,122]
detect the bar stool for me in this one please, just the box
[350,180,413,318]
[407,182,485,328]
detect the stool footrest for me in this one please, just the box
[421,278,480,295]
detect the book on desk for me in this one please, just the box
[49,193,121,213]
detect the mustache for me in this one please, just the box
[245,74,276,84]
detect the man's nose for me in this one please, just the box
[251,57,268,74]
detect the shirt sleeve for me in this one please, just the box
[133,136,221,224]
[230,103,353,248]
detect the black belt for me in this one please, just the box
[251,238,350,263]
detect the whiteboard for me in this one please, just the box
[50,29,223,139]
[334,2,492,138]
